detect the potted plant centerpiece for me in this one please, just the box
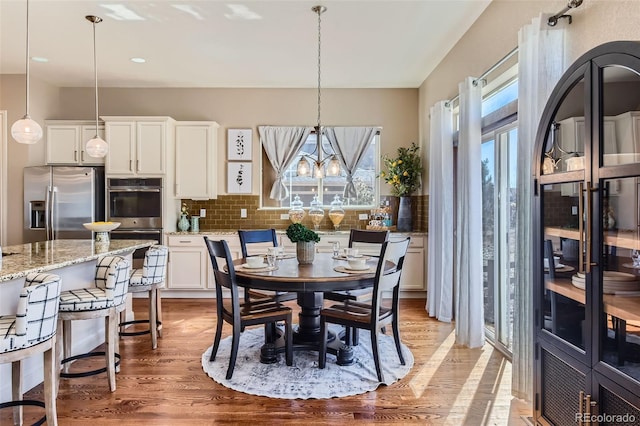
[286,223,320,264]
[380,142,423,232]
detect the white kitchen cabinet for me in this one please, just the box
[45,120,105,165]
[395,235,426,291]
[103,117,174,176]
[175,121,219,199]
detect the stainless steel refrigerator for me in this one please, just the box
[23,166,105,242]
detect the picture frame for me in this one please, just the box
[227,162,252,194]
[227,128,252,161]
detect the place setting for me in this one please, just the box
[237,254,278,273]
[334,254,376,274]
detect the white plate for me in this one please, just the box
[344,265,370,271]
[242,263,267,269]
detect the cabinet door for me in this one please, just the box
[46,125,81,164]
[80,125,105,165]
[105,122,135,174]
[168,248,207,289]
[175,123,216,199]
[137,121,166,175]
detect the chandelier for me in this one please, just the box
[296,5,341,178]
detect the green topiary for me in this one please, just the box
[286,223,320,243]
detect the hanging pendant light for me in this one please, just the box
[296,5,341,178]
[11,0,43,145]
[85,15,108,158]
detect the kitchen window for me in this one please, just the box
[261,131,379,209]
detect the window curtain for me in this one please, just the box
[513,13,567,402]
[325,127,379,199]
[259,126,312,200]
[455,77,484,348]
[426,101,454,322]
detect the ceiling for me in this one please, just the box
[0,0,491,89]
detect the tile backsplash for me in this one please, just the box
[181,195,427,232]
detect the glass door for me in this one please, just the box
[482,124,517,352]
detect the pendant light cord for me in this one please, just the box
[25,0,31,117]
[92,19,99,135]
[316,6,322,135]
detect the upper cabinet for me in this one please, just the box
[45,120,105,165]
[102,116,174,176]
[175,121,219,199]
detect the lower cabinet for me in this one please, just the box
[166,232,427,293]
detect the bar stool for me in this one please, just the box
[57,255,131,392]
[0,273,62,426]
[119,245,168,349]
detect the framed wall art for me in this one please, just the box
[227,162,252,194]
[227,128,252,161]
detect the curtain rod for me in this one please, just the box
[548,0,583,26]
[445,46,518,108]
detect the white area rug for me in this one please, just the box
[201,327,414,399]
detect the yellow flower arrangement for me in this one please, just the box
[380,142,423,197]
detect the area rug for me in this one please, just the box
[201,327,414,399]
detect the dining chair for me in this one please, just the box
[325,229,390,344]
[0,273,62,426]
[318,237,410,383]
[204,236,293,379]
[238,229,296,303]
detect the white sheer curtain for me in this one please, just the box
[426,101,454,322]
[513,13,567,402]
[325,127,379,199]
[259,126,312,200]
[455,77,484,348]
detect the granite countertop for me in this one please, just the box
[0,239,155,283]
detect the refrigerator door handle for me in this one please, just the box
[51,187,57,240]
[45,186,52,240]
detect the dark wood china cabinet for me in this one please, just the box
[534,41,640,425]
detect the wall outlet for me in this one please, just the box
[280,213,290,220]
[571,206,578,215]
[240,208,247,218]
[200,208,206,218]
[358,213,369,220]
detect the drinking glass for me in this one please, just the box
[332,241,340,257]
[632,249,640,267]
[266,248,277,268]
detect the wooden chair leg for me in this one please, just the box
[392,316,405,365]
[11,360,22,425]
[210,317,223,362]
[226,324,241,380]
[62,320,72,375]
[353,328,360,346]
[156,288,163,338]
[44,343,58,426]
[106,313,117,392]
[119,309,126,336]
[149,288,158,350]
[285,315,293,366]
[370,329,384,383]
[318,317,328,369]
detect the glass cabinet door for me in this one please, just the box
[596,65,640,386]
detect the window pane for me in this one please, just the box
[482,79,518,117]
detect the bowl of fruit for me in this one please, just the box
[83,221,121,233]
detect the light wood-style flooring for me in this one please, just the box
[3,298,531,425]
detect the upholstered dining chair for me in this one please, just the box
[325,229,390,344]
[204,237,293,379]
[0,273,62,426]
[319,237,409,383]
[119,245,169,349]
[238,229,296,303]
[58,255,131,392]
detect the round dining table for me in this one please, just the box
[232,251,380,365]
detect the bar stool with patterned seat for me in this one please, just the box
[57,255,131,392]
[119,245,168,349]
[0,273,62,426]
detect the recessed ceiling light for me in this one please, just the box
[130,57,146,63]
[31,56,48,63]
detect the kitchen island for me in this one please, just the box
[0,239,156,402]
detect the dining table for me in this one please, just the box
[232,251,384,366]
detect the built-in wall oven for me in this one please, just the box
[107,178,163,266]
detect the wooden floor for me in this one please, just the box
[4,298,531,425]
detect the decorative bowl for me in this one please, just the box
[83,222,121,232]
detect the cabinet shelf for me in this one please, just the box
[545,226,639,250]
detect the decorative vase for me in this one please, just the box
[296,241,315,264]
[397,196,413,232]
[178,214,190,232]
